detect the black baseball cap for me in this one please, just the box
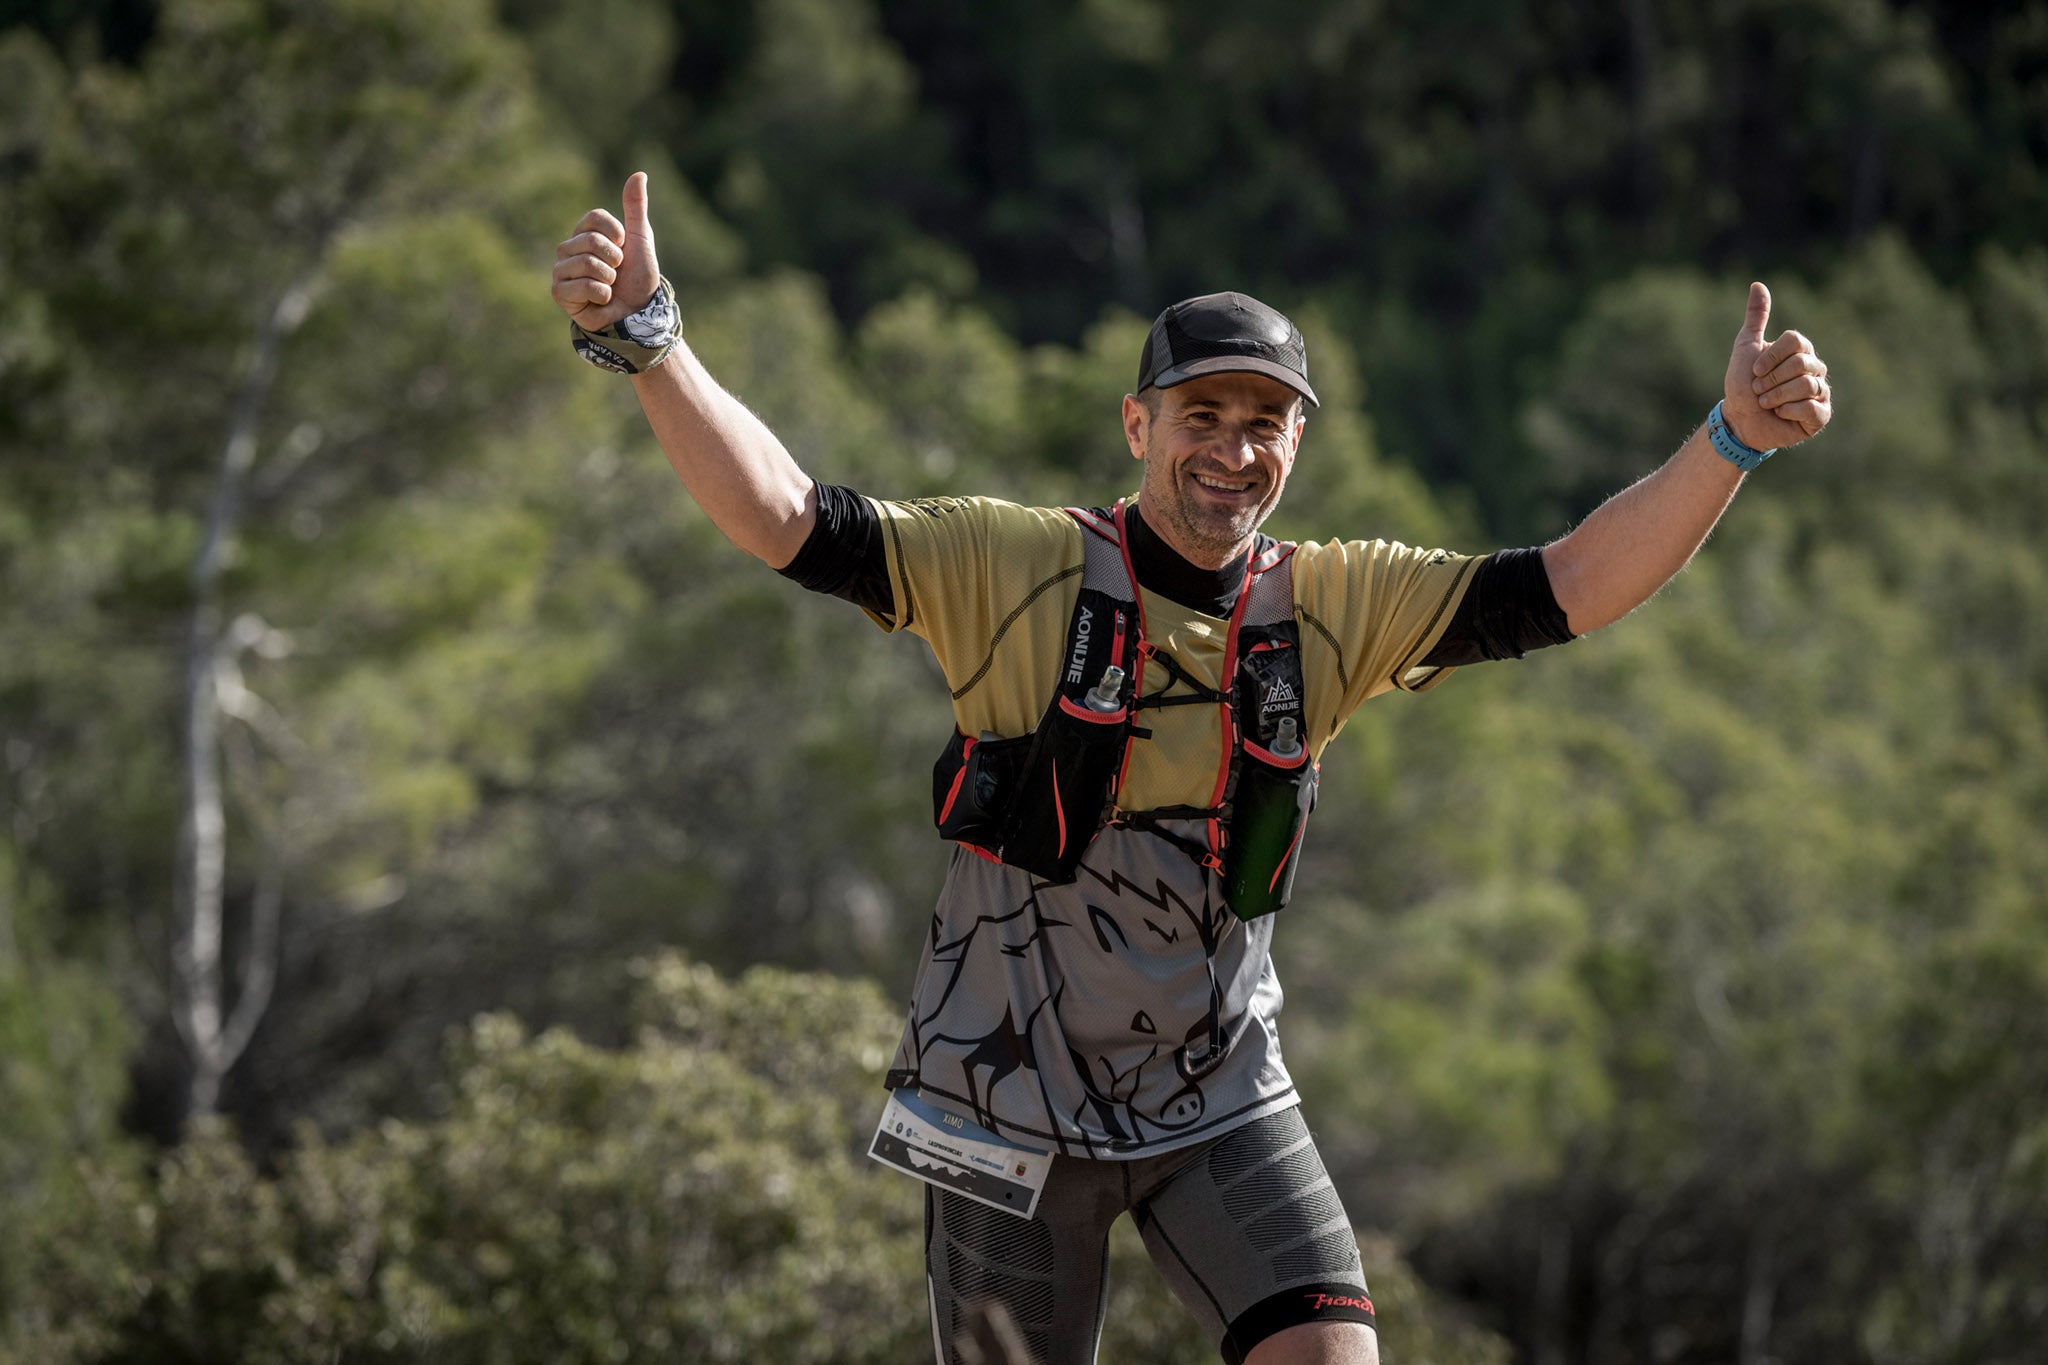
[1135,292,1318,408]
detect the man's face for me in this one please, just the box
[1123,371,1306,569]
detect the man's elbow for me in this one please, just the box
[1541,542,1593,634]
[1540,540,1630,636]
[737,487,819,570]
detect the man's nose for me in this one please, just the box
[1209,425,1257,467]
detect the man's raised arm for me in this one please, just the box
[552,172,817,568]
[1540,283,1833,634]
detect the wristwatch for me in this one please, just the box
[1706,400,1775,472]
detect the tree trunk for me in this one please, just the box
[1739,1222,1777,1365]
[1622,0,1661,234]
[1106,172,1149,312]
[1534,1215,1572,1365]
[172,278,314,1125]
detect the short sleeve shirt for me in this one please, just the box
[864,494,1478,789]
[864,495,1480,1158]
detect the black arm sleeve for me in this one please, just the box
[774,482,896,619]
[1418,546,1576,667]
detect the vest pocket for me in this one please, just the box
[997,702,1129,884]
[932,730,1030,851]
[1221,753,1317,920]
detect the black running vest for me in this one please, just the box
[929,502,1319,920]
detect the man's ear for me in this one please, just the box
[1122,394,1149,461]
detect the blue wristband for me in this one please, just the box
[1706,400,1775,472]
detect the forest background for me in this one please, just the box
[2,0,2045,1361]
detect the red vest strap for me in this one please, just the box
[1065,506,1120,544]
[1251,540,1296,575]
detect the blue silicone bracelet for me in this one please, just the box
[1706,401,1775,472]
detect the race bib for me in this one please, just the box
[868,1089,1053,1219]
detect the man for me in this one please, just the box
[552,173,1832,1365]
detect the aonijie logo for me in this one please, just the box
[1304,1291,1375,1316]
[1260,677,1297,717]
[1066,606,1095,684]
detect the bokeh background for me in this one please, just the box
[3,0,2046,1361]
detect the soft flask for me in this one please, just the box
[1221,717,1317,920]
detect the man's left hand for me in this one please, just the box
[1723,282,1832,450]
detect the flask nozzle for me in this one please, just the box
[1085,664,1126,713]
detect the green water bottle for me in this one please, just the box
[1222,718,1315,920]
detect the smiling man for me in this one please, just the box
[552,174,1832,1365]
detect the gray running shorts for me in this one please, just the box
[924,1104,1376,1364]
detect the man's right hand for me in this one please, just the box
[553,171,662,332]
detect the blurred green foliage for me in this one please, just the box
[0,955,1505,1364]
[1,0,2045,1361]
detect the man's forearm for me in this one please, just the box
[631,343,818,568]
[1540,424,1744,635]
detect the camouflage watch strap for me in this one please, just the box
[570,275,680,374]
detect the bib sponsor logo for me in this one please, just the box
[1066,605,1095,685]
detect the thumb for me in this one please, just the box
[1740,281,1771,345]
[622,171,651,245]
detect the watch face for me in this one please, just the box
[616,286,678,348]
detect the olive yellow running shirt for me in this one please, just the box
[858,494,1480,1158]
[862,494,1476,794]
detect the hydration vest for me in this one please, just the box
[930,501,1318,920]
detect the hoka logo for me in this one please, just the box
[1066,606,1095,685]
[1261,678,1297,716]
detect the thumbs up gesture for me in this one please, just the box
[1723,282,1832,450]
[553,171,663,333]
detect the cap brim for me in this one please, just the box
[1154,355,1319,408]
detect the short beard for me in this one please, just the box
[1142,445,1269,566]
[1161,496,1260,564]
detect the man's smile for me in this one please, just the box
[1189,470,1256,496]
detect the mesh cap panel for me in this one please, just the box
[1137,292,1317,406]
